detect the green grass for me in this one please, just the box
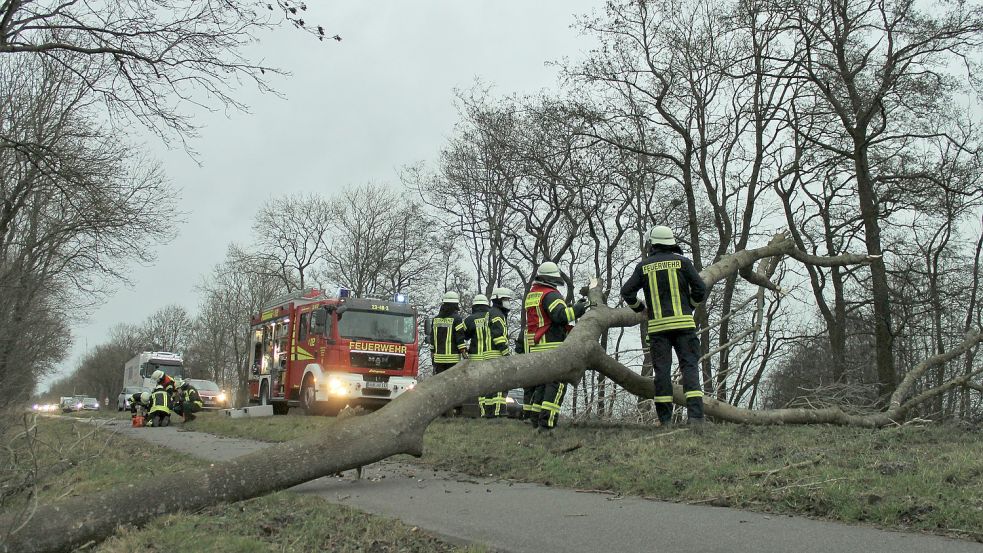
[0,414,480,552]
[184,411,338,441]
[179,413,983,539]
[97,492,481,553]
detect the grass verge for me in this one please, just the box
[182,413,983,539]
[0,414,479,552]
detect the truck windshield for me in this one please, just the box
[146,362,183,379]
[338,310,415,344]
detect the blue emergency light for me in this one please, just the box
[394,293,407,303]
[339,287,352,298]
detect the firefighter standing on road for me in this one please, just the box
[457,294,509,418]
[524,262,589,432]
[429,291,467,375]
[620,226,708,426]
[483,287,515,418]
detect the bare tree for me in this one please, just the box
[252,193,332,292]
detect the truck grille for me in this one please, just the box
[350,352,405,370]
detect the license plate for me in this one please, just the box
[365,380,389,389]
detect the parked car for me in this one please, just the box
[186,379,229,410]
[81,397,100,411]
[117,387,143,411]
[460,388,525,418]
[59,396,74,413]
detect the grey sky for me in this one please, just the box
[49,1,603,388]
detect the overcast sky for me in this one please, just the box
[46,2,603,388]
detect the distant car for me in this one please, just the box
[81,397,100,411]
[186,379,229,410]
[59,396,74,413]
[117,387,143,411]
[460,388,525,418]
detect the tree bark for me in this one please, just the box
[0,234,955,553]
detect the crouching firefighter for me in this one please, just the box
[146,385,174,427]
[524,261,590,431]
[457,294,510,418]
[129,391,151,418]
[620,226,708,426]
[173,379,203,422]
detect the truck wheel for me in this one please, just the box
[301,377,326,416]
[272,402,289,415]
[259,382,270,406]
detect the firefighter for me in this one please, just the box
[129,391,151,418]
[482,287,514,418]
[150,369,176,393]
[456,294,509,418]
[620,225,708,426]
[514,336,537,422]
[146,385,174,427]
[173,379,204,422]
[430,291,467,375]
[524,261,590,431]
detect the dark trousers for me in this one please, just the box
[532,381,567,429]
[521,387,537,420]
[433,362,459,415]
[479,392,505,417]
[650,329,704,422]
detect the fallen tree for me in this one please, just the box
[3,231,981,552]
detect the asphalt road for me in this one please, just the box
[98,418,983,553]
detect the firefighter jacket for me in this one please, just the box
[524,282,587,352]
[148,388,173,415]
[620,245,708,334]
[158,374,176,393]
[457,305,509,360]
[182,386,204,411]
[430,305,467,364]
[489,302,511,355]
[129,393,149,415]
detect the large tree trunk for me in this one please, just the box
[3,234,976,553]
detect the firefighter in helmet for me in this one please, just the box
[429,291,467,375]
[456,294,509,417]
[481,287,514,418]
[151,369,176,393]
[173,379,204,422]
[620,226,708,426]
[129,391,151,418]
[524,261,590,431]
[146,385,174,427]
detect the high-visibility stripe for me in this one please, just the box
[626,298,641,309]
[668,269,682,316]
[548,298,566,313]
[649,270,663,320]
[684,390,704,399]
[653,395,673,403]
[647,315,696,333]
[565,307,576,321]
[434,354,461,363]
[493,336,508,345]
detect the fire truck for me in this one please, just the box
[247,289,420,415]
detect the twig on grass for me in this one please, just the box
[749,456,823,479]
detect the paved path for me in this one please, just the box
[97,417,983,553]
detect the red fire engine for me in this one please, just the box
[247,289,419,415]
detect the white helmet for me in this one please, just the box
[536,262,561,279]
[140,392,150,403]
[174,378,184,389]
[441,291,460,304]
[491,287,513,301]
[472,294,490,307]
[649,226,676,246]
[151,369,164,382]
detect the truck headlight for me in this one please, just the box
[217,392,227,403]
[328,377,347,396]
